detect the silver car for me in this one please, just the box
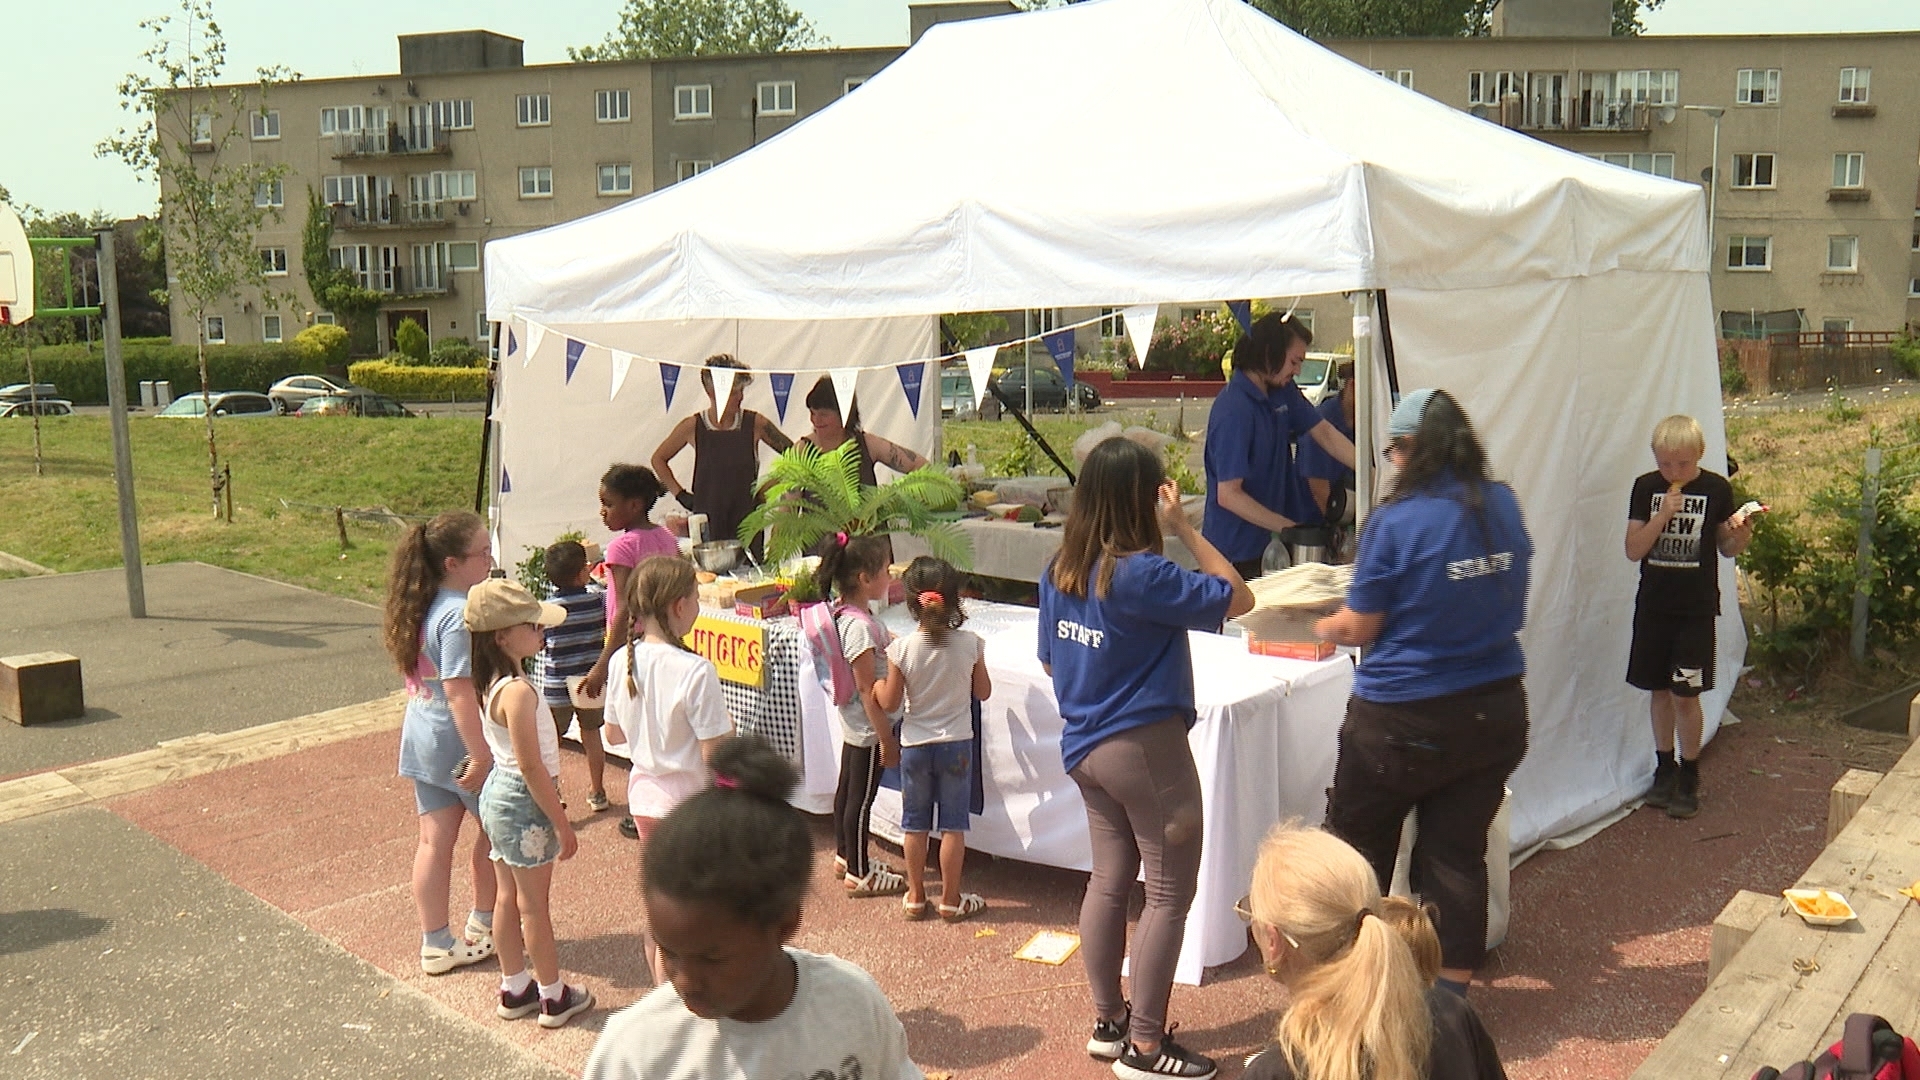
[268,374,354,414]
[156,391,280,418]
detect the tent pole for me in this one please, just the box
[1352,291,1376,527]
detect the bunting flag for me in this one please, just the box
[1121,304,1159,370]
[896,361,927,419]
[830,368,860,421]
[525,323,548,368]
[1226,300,1253,333]
[964,345,999,410]
[505,326,518,359]
[770,371,795,421]
[564,338,585,384]
[708,365,740,409]
[1043,328,1076,387]
[500,467,512,494]
[660,362,682,409]
[610,350,635,400]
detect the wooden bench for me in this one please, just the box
[1630,736,1920,1079]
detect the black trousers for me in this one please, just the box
[1324,676,1528,972]
[833,742,883,880]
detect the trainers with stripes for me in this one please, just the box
[1088,1005,1131,1061]
[1112,1025,1217,1080]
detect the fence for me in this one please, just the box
[1726,333,1904,395]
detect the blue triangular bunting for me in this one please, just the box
[660,363,681,409]
[1043,329,1076,387]
[500,467,511,494]
[1226,300,1253,333]
[564,338,584,384]
[896,361,927,419]
[506,327,518,357]
[770,371,795,422]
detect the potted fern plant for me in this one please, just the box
[739,440,973,576]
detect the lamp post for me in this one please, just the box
[1682,104,1725,260]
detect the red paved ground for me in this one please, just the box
[105,712,1906,1079]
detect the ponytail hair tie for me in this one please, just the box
[834,531,849,547]
[1356,908,1375,932]
[712,773,739,790]
[917,590,944,608]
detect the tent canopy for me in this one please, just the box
[485,0,1707,324]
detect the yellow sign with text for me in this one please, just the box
[687,614,766,689]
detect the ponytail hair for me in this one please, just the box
[1378,896,1442,987]
[902,556,965,645]
[469,628,520,707]
[384,510,484,677]
[601,463,667,513]
[622,556,698,694]
[1250,823,1431,1080]
[643,735,813,928]
[814,531,891,603]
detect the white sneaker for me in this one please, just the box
[421,937,494,975]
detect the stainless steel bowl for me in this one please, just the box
[692,540,743,574]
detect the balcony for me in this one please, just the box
[331,125,453,160]
[1832,103,1877,119]
[1576,97,1654,134]
[1828,188,1872,203]
[1508,96,1656,134]
[391,267,454,297]
[331,197,460,230]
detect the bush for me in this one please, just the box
[1144,310,1239,376]
[427,336,486,368]
[1891,332,1920,380]
[1720,343,1748,395]
[0,339,308,404]
[349,358,488,401]
[394,318,429,363]
[291,324,350,369]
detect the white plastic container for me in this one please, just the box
[565,675,605,710]
[1783,888,1856,927]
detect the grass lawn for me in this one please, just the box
[0,415,483,604]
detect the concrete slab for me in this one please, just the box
[0,563,399,779]
[0,804,567,1080]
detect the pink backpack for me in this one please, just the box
[801,601,888,707]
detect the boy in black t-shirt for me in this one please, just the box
[1624,415,1756,818]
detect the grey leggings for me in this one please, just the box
[1068,717,1204,1049]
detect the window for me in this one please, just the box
[434,99,474,130]
[446,241,479,271]
[411,170,475,204]
[190,113,214,147]
[329,244,399,291]
[261,314,282,343]
[1912,211,1919,252]
[1911,277,1920,298]
[597,163,633,195]
[1372,69,1414,88]
[843,77,867,95]
[1838,67,1870,104]
[1832,152,1864,189]
[519,166,553,198]
[1603,69,1679,107]
[1735,68,1781,105]
[677,159,713,182]
[1823,318,1853,335]
[1098,308,1125,339]
[1827,236,1858,272]
[757,81,796,116]
[674,84,712,120]
[250,109,280,140]
[254,179,284,208]
[1732,153,1776,189]
[319,105,366,135]
[1588,152,1675,179]
[516,93,551,127]
[259,247,288,275]
[411,244,446,292]
[1726,234,1771,271]
[315,312,337,325]
[595,89,631,123]
[205,316,225,344]
[322,174,365,207]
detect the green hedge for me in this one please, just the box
[0,340,310,404]
[349,359,489,401]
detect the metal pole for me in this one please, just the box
[1850,447,1881,662]
[1706,113,1720,260]
[96,228,147,618]
[1023,309,1034,421]
[1352,290,1376,527]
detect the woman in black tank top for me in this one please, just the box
[794,375,929,483]
[650,356,792,549]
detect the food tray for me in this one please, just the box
[1783,887,1856,926]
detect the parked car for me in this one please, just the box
[1296,352,1346,406]
[156,391,279,418]
[297,389,414,418]
[0,382,60,403]
[983,364,1101,415]
[0,398,75,417]
[940,365,977,419]
[268,374,355,414]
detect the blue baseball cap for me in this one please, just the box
[1387,388,1438,440]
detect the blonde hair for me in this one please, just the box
[623,556,698,694]
[1651,415,1705,457]
[1250,823,1431,1080]
[1378,896,1442,986]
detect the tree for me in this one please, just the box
[301,186,384,356]
[570,0,826,61]
[97,0,295,519]
[1249,0,1663,37]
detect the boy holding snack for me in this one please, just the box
[1624,415,1760,819]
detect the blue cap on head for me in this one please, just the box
[1387,388,1438,440]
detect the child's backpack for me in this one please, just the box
[800,602,887,707]
[1752,1014,1920,1080]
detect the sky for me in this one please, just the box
[2,0,1915,220]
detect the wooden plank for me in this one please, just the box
[1710,890,1782,983]
[0,771,91,824]
[1828,769,1883,843]
[1824,900,1920,1048]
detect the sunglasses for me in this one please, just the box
[1234,894,1301,949]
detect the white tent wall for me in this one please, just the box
[494,316,938,563]
[1386,271,1738,848]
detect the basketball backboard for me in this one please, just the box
[0,203,34,324]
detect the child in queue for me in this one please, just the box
[581,464,679,701]
[601,555,735,983]
[583,735,924,1080]
[536,540,611,811]
[464,579,595,1028]
[815,532,908,897]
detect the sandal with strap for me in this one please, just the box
[902,897,931,921]
[847,866,909,898]
[939,893,988,923]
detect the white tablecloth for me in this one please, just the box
[797,599,1354,985]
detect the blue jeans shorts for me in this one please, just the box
[478,771,562,868]
[414,777,481,818]
[900,740,973,834]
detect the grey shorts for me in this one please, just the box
[478,771,562,868]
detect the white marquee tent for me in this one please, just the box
[485,0,1738,852]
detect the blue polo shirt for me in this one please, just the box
[1204,372,1325,560]
[1346,478,1533,703]
[1038,553,1234,774]
[1296,396,1355,494]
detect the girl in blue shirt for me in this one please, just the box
[1039,437,1254,1080]
[1315,388,1533,998]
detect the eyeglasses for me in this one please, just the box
[1381,439,1406,462]
[1234,894,1301,949]
[463,545,493,561]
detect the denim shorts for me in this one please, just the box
[478,771,562,868]
[414,778,481,818]
[900,740,973,834]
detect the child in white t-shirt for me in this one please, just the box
[602,555,734,984]
[876,557,992,923]
[582,735,924,1080]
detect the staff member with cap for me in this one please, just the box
[1314,388,1533,998]
[1204,313,1356,579]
